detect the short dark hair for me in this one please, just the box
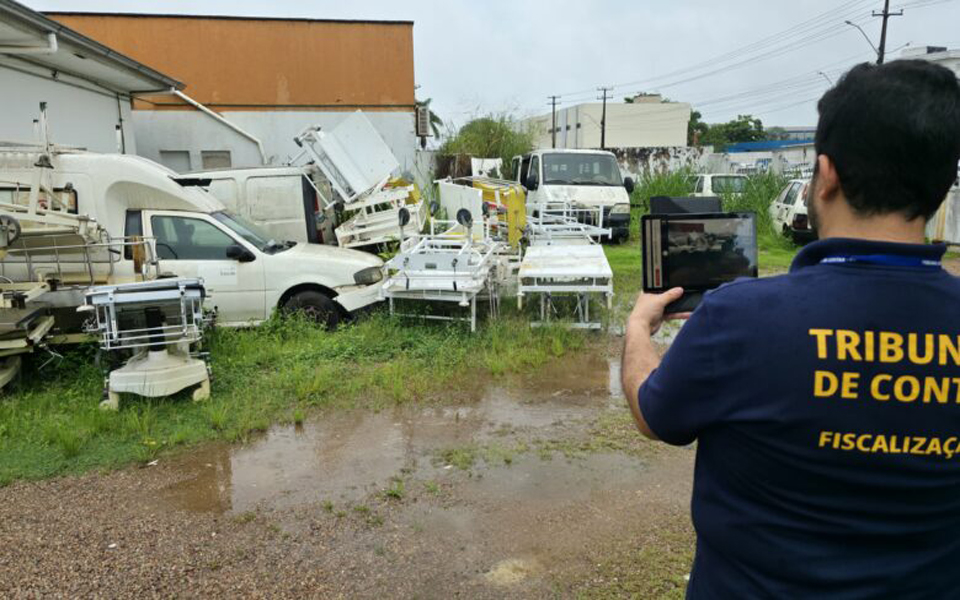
[815,59,960,220]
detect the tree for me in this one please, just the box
[688,109,709,146]
[700,114,765,151]
[415,98,444,148]
[437,114,536,179]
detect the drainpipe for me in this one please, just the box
[0,32,57,55]
[169,89,268,165]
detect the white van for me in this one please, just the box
[511,149,634,243]
[0,150,384,328]
[180,165,338,246]
[691,173,748,197]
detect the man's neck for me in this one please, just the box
[818,212,927,245]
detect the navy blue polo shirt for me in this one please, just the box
[639,237,960,599]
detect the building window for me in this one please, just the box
[159,150,191,173]
[201,151,232,170]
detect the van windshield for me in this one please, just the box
[212,211,293,254]
[713,176,747,193]
[542,153,623,186]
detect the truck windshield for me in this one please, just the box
[542,153,623,186]
[212,211,293,254]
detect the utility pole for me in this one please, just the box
[597,86,612,149]
[548,95,559,149]
[874,0,902,64]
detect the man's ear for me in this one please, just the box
[816,154,841,204]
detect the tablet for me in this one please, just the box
[641,212,758,313]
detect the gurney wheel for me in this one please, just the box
[99,390,120,412]
[192,378,211,402]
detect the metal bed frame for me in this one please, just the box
[518,201,614,329]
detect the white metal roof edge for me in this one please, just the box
[0,0,183,92]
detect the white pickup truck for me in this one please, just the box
[0,150,384,328]
[511,149,634,243]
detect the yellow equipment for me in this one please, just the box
[470,178,526,249]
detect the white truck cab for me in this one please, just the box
[0,150,384,327]
[511,149,634,243]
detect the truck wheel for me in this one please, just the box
[283,291,341,330]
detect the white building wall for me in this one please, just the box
[528,101,690,150]
[0,61,136,153]
[612,146,716,180]
[133,110,418,176]
[902,46,960,77]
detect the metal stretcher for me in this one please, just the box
[381,211,505,332]
[518,201,614,329]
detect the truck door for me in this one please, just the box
[525,155,541,213]
[143,210,266,325]
[510,156,522,182]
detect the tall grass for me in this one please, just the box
[627,169,795,252]
[721,171,792,247]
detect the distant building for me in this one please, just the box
[724,140,816,175]
[46,12,418,173]
[902,45,960,77]
[523,95,691,150]
[0,0,181,153]
[767,126,815,142]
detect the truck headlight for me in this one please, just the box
[353,266,384,285]
[610,203,630,215]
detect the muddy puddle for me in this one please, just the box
[162,353,629,515]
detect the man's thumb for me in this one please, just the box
[661,287,684,304]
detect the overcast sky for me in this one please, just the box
[28,0,960,131]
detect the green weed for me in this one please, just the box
[382,478,405,501]
[42,420,87,459]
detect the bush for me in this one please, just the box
[438,114,536,180]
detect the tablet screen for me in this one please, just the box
[642,213,758,292]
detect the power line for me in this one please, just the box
[555,0,876,99]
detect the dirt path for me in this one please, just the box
[0,346,695,599]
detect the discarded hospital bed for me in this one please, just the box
[517,202,614,329]
[381,208,506,332]
[82,278,211,410]
[290,111,427,249]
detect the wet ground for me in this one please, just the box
[0,344,696,598]
[4,260,956,597]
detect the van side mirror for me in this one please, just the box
[624,177,635,194]
[524,175,539,191]
[226,244,255,262]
